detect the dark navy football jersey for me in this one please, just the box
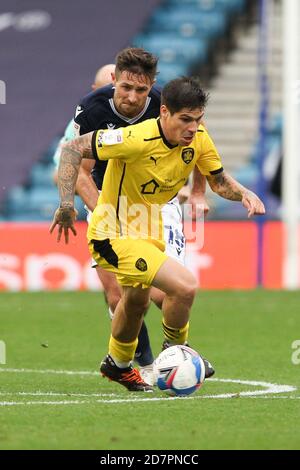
[74,84,161,189]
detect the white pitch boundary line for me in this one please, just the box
[0,379,295,399]
[0,391,119,398]
[0,367,99,376]
[1,394,300,407]
[0,367,297,406]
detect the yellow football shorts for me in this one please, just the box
[88,238,168,288]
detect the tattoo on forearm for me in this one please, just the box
[58,132,94,207]
[207,171,247,201]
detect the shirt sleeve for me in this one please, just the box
[74,104,93,135]
[91,126,142,163]
[196,129,223,176]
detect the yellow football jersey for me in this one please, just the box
[88,118,223,246]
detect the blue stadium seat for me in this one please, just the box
[133,34,208,65]
[148,9,226,39]
[157,62,189,86]
[7,186,86,221]
[234,163,259,188]
[5,186,28,213]
[165,0,246,15]
[18,187,59,220]
[29,163,56,188]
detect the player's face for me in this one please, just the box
[160,106,204,146]
[112,71,154,118]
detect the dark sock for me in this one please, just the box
[134,321,154,367]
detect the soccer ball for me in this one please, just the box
[153,345,205,396]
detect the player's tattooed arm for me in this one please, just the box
[207,171,243,201]
[207,170,265,218]
[58,132,95,209]
[50,132,94,243]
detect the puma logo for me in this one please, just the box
[150,156,160,165]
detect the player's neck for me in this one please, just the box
[158,119,178,148]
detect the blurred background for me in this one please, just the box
[0,0,298,291]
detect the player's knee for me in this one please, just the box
[126,296,150,317]
[175,278,198,305]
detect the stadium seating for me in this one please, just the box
[147,9,227,39]
[29,163,56,188]
[1,0,256,221]
[209,110,283,220]
[157,63,190,86]
[165,0,246,15]
[134,33,209,65]
[6,181,85,221]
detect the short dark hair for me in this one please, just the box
[115,47,158,81]
[161,77,209,114]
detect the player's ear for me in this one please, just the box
[160,105,169,118]
[111,72,116,84]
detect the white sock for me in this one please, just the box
[108,307,114,320]
[110,354,131,369]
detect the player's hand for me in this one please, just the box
[187,192,210,220]
[242,191,265,218]
[177,185,191,204]
[49,206,78,244]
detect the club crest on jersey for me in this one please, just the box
[135,258,148,272]
[181,148,194,164]
[141,179,160,195]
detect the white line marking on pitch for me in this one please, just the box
[0,367,99,376]
[0,391,119,398]
[0,367,297,406]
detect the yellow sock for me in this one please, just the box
[109,335,138,368]
[162,320,189,344]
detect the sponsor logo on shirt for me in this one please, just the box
[98,129,123,146]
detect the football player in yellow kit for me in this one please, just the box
[50,76,265,392]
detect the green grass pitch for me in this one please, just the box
[0,290,300,450]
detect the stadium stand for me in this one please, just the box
[133,0,248,84]
[0,0,162,215]
[1,0,282,222]
[203,0,283,219]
